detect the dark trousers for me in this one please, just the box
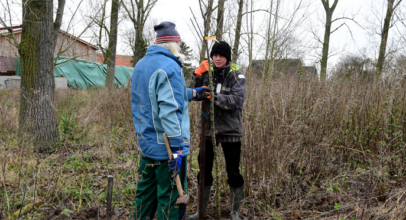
[197,139,244,188]
[131,156,187,220]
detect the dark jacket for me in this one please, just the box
[193,63,246,137]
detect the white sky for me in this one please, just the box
[2,0,406,72]
[142,0,404,70]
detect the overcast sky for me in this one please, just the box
[133,0,402,69]
[2,0,405,71]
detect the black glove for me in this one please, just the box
[193,87,211,101]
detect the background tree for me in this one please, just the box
[375,0,403,80]
[215,0,225,41]
[19,0,66,150]
[232,0,244,63]
[105,0,120,88]
[180,41,195,80]
[331,54,374,82]
[122,0,157,65]
[245,0,255,77]
[262,0,281,78]
[258,0,307,78]
[87,0,109,64]
[52,0,66,52]
[320,0,339,80]
[198,0,215,61]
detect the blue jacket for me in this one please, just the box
[131,45,193,160]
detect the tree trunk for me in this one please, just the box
[122,0,157,65]
[215,0,225,41]
[247,0,254,77]
[263,0,277,78]
[199,0,214,61]
[376,0,396,80]
[52,0,66,52]
[133,0,145,65]
[232,0,244,63]
[98,0,108,64]
[19,0,59,151]
[320,0,339,80]
[105,0,119,89]
[268,0,280,78]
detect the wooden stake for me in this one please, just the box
[107,175,113,219]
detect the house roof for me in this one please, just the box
[0,25,98,50]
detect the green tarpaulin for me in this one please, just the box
[16,56,133,89]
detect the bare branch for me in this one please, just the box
[330,23,344,34]
[189,7,204,39]
[332,16,364,29]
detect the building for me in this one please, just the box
[96,53,134,68]
[0,25,99,63]
[251,59,318,79]
[0,25,133,90]
[0,57,18,76]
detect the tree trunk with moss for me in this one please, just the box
[105,0,119,89]
[19,0,59,151]
[376,0,398,80]
[199,0,214,61]
[122,0,158,65]
[232,0,244,63]
[320,0,339,80]
[215,0,225,41]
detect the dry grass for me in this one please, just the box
[1,75,406,219]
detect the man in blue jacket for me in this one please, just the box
[130,21,205,220]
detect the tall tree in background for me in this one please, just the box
[199,0,214,61]
[320,0,339,80]
[260,0,306,78]
[122,0,157,65]
[245,0,254,77]
[180,41,195,79]
[19,0,65,150]
[105,0,120,88]
[52,0,66,52]
[89,0,109,64]
[375,0,403,80]
[263,0,281,78]
[215,0,225,41]
[232,0,244,63]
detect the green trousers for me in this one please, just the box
[131,155,187,220]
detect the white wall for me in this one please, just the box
[0,76,68,90]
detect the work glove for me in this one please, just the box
[194,60,209,76]
[193,86,211,101]
[168,152,183,178]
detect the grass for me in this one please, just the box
[1,74,406,219]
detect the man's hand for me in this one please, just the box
[168,152,183,178]
[194,60,209,76]
[193,86,211,101]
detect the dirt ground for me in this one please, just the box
[42,183,406,220]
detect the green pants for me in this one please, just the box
[131,155,187,220]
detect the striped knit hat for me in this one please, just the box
[154,21,181,44]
